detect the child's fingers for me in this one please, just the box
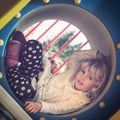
[25,102,39,113]
[25,105,38,113]
[26,107,36,113]
[25,101,31,105]
[25,102,34,111]
[29,108,38,113]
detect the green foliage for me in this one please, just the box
[43,31,82,61]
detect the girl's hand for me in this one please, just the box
[25,101,42,113]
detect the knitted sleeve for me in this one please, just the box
[39,94,89,114]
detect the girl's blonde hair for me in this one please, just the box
[78,56,110,102]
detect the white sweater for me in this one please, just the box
[33,50,98,114]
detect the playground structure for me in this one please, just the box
[0,0,120,120]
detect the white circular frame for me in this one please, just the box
[15,4,116,116]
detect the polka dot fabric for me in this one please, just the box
[19,40,43,79]
[6,67,36,101]
[6,40,43,102]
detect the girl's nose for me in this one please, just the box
[81,75,86,81]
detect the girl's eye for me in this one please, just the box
[89,77,92,80]
[81,70,85,74]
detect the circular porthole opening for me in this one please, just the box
[5,4,116,117]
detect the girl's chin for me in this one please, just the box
[74,84,80,91]
[74,84,87,92]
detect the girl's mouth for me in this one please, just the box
[78,80,83,85]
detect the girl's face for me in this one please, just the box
[74,66,97,92]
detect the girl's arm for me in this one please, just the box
[25,95,89,114]
[39,95,89,114]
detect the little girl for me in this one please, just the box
[5,31,110,115]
